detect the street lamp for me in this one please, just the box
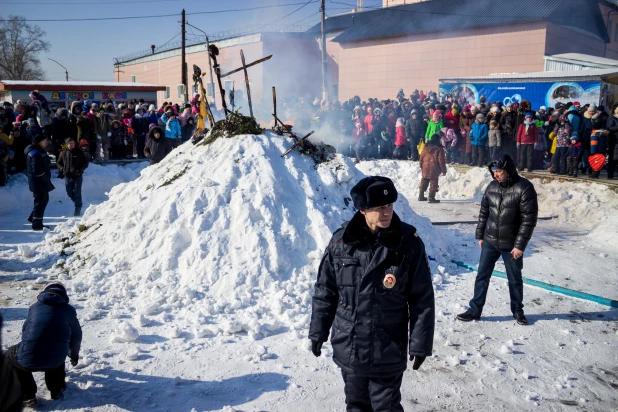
[186,22,215,101]
[48,58,69,81]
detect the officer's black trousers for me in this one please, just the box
[341,370,404,412]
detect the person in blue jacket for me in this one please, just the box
[566,103,582,141]
[164,110,182,148]
[25,134,55,231]
[6,283,82,406]
[470,113,489,167]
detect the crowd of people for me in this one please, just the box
[0,93,200,187]
[277,89,618,181]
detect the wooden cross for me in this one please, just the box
[273,113,315,158]
[207,44,229,115]
[221,51,272,119]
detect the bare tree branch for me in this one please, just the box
[0,15,50,80]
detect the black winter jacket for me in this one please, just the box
[476,155,538,251]
[309,212,435,377]
[144,127,172,165]
[57,147,88,178]
[605,115,618,158]
[17,290,82,370]
[25,144,54,193]
[405,117,425,142]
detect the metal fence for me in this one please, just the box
[114,22,314,64]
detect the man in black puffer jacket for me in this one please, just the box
[6,283,82,406]
[309,176,435,411]
[458,155,538,325]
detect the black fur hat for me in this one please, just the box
[350,176,398,210]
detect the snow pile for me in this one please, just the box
[357,161,492,202]
[0,162,146,214]
[42,134,451,338]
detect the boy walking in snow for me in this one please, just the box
[566,138,583,177]
[6,283,82,406]
[310,176,435,411]
[57,138,89,216]
[419,134,447,203]
[457,155,538,326]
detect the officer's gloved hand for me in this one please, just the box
[311,340,323,357]
[410,355,426,370]
[70,356,79,367]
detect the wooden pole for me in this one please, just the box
[272,86,277,127]
[209,45,229,115]
[181,9,188,103]
[240,49,253,118]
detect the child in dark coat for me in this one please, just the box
[6,283,81,406]
[566,138,583,177]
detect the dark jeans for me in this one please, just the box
[489,146,501,161]
[552,146,568,174]
[65,176,83,208]
[517,144,534,171]
[469,241,524,317]
[6,346,66,399]
[341,370,404,412]
[136,134,146,158]
[30,191,49,230]
[471,145,487,166]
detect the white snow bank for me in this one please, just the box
[41,134,451,336]
[0,162,147,214]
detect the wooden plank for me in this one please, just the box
[219,55,272,78]
[240,50,253,118]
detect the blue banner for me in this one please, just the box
[439,81,600,109]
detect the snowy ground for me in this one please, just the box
[1,134,617,412]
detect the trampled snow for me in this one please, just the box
[1,133,617,411]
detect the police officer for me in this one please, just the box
[25,134,54,231]
[309,176,435,411]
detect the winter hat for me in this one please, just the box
[148,104,156,111]
[432,111,442,122]
[40,282,69,302]
[539,106,547,112]
[373,108,382,116]
[525,112,533,119]
[396,117,404,127]
[148,123,157,130]
[489,120,498,127]
[350,176,398,211]
[12,121,21,128]
[476,113,485,120]
[33,134,47,144]
[411,109,417,115]
[355,119,363,127]
[573,101,581,107]
[79,138,89,149]
[65,137,75,144]
[490,106,499,113]
[587,104,596,112]
[91,103,99,109]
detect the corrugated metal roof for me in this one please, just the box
[307,0,609,44]
[0,80,159,87]
[440,68,618,83]
[548,53,618,67]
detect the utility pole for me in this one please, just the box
[48,58,68,81]
[113,58,124,82]
[186,22,215,105]
[320,0,329,101]
[181,9,188,103]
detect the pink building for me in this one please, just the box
[115,0,616,107]
[115,32,322,111]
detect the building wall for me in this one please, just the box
[336,22,546,101]
[544,22,606,57]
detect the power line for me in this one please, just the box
[19,1,318,22]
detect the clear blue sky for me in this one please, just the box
[1,0,383,82]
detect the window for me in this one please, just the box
[331,83,339,100]
[224,80,234,95]
[130,75,136,83]
[177,84,186,99]
[205,82,215,97]
[164,86,170,99]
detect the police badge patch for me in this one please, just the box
[383,273,396,289]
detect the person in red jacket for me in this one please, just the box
[516,112,538,172]
[393,117,408,159]
[363,106,374,135]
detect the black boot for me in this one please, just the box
[428,190,440,203]
[514,314,528,325]
[418,188,427,201]
[457,311,480,322]
[27,213,33,223]
[74,207,81,217]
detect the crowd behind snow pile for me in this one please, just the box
[3,87,618,187]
